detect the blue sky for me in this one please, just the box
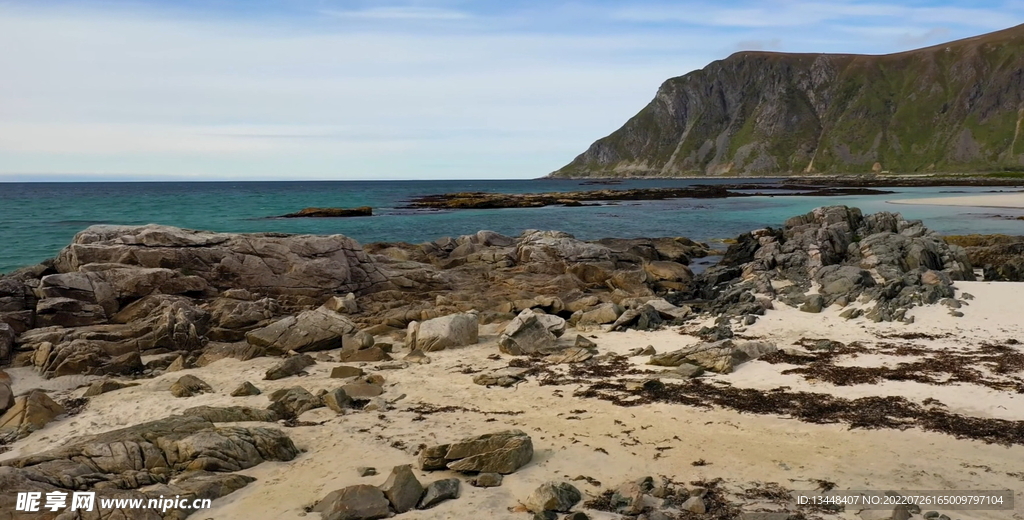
[1,1,1022,181]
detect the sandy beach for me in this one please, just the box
[4,280,1022,519]
[889,192,1024,209]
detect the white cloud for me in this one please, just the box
[320,6,471,20]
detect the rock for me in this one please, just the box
[380,464,424,513]
[267,387,323,418]
[578,303,623,325]
[338,346,391,362]
[324,293,360,314]
[499,309,562,355]
[196,341,266,367]
[246,307,358,355]
[35,297,108,327]
[0,390,65,438]
[323,388,353,412]
[525,481,582,513]
[574,335,597,349]
[644,261,693,282]
[83,378,137,396]
[471,473,503,487]
[314,485,391,520]
[331,366,366,379]
[170,375,213,397]
[182,405,280,422]
[799,294,824,313]
[357,467,377,477]
[0,322,14,363]
[341,383,384,399]
[681,495,706,514]
[264,354,316,380]
[231,381,262,396]
[670,363,704,378]
[363,397,389,411]
[533,513,558,520]
[418,478,460,509]
[55,224,388,299]
[0,382,13,414]
[739,513,798,520]
[421,429,533,474]
[610,304,663,331]
[404,349,431,364]
[649,339,776,373]
[546,346,594,364]
[644,298,691,320]
[564,513,590,520]
[473,367,529,387]
[0,414,298,501]
[409,312,479,352]
[342,331,375,351]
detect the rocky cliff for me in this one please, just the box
[551,24,1024,177]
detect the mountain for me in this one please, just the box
[549,24,1024,178]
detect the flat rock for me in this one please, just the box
[428,429,534,474]
[182,405,280,422]
[525,481,582,513]
[471,473,503,487]
[267,386,323,418]
[246,307,358,355]
[83,379,137,397]
[574,335,597,349]
[380,464,423,513]
[418,478,460,509]
[341,383,384,399]
[264,354,315,380]
[546,346,594,364]
[473,367,529,387]
[338,346,391,362]
[331,366,365,379]
[648,339,776,373]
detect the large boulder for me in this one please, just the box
[419,429,533,474]
[379,464,423,513]
[314,485,391,520]
[649,340,776,373]
[525,482,582,513]
[0,322,14,363]
[498,309,566,356]
[246,306,357,354]
[0,390,65,438]
[53,224,389,298]
[407,312,479,352]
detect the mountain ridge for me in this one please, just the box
[549,24,1024,178]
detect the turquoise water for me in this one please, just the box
[2,179,1023,273]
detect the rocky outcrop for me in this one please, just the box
[552,24,1024,177]
[0,414,298,514]
[676,206,973,322]
[0,390,65,439]
[53,224,389,299]
[498,309,566,355]
[944,234,1024,281]
[649,340,777,373]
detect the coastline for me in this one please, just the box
[888,192,1024,209]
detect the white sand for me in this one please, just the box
[3,281,1023,519]
[888,192,1024,209]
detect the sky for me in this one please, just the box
[1,1,1023,181]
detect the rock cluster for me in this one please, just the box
[315,464,461,520]
[419,430,534,474]
[677,206,974,323]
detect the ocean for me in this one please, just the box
[2,179,1023,273]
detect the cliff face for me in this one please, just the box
[551,24,1024,177]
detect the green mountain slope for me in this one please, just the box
[550,24,1024,177]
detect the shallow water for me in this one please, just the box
[1,179,1023,273]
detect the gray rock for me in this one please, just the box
[323,293,359,314]
[357,467,377,477]
[648,339,776,373]
[564,513,590,520]
[525,481,582,513]
[499,309,564,355]
[644,298,692,320]
[170,374,213,397]
[246,307,358,355]
[314,485,391,520]
[672,363,704,378]
[418,478,460,509]
[409,312,479,352]
[0,382,13,414]
[380,464,423,513]
[681,496,706,514]
[578,303,623,325]
[799,294,824,313]
[420,429,534,474]
[231,381,261,396]
[338,346,391,362]
[473,367,529,387]
[546,346,594,364]
[471,473,503,487]
[574,335,597,349]
[267,386,323,418]
[323,388,353,412]
[264,354,316,380]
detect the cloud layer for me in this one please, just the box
[1,1,1021,180]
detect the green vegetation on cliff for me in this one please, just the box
[551,24,1024,178]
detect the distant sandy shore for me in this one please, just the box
[888,192,1024,208]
